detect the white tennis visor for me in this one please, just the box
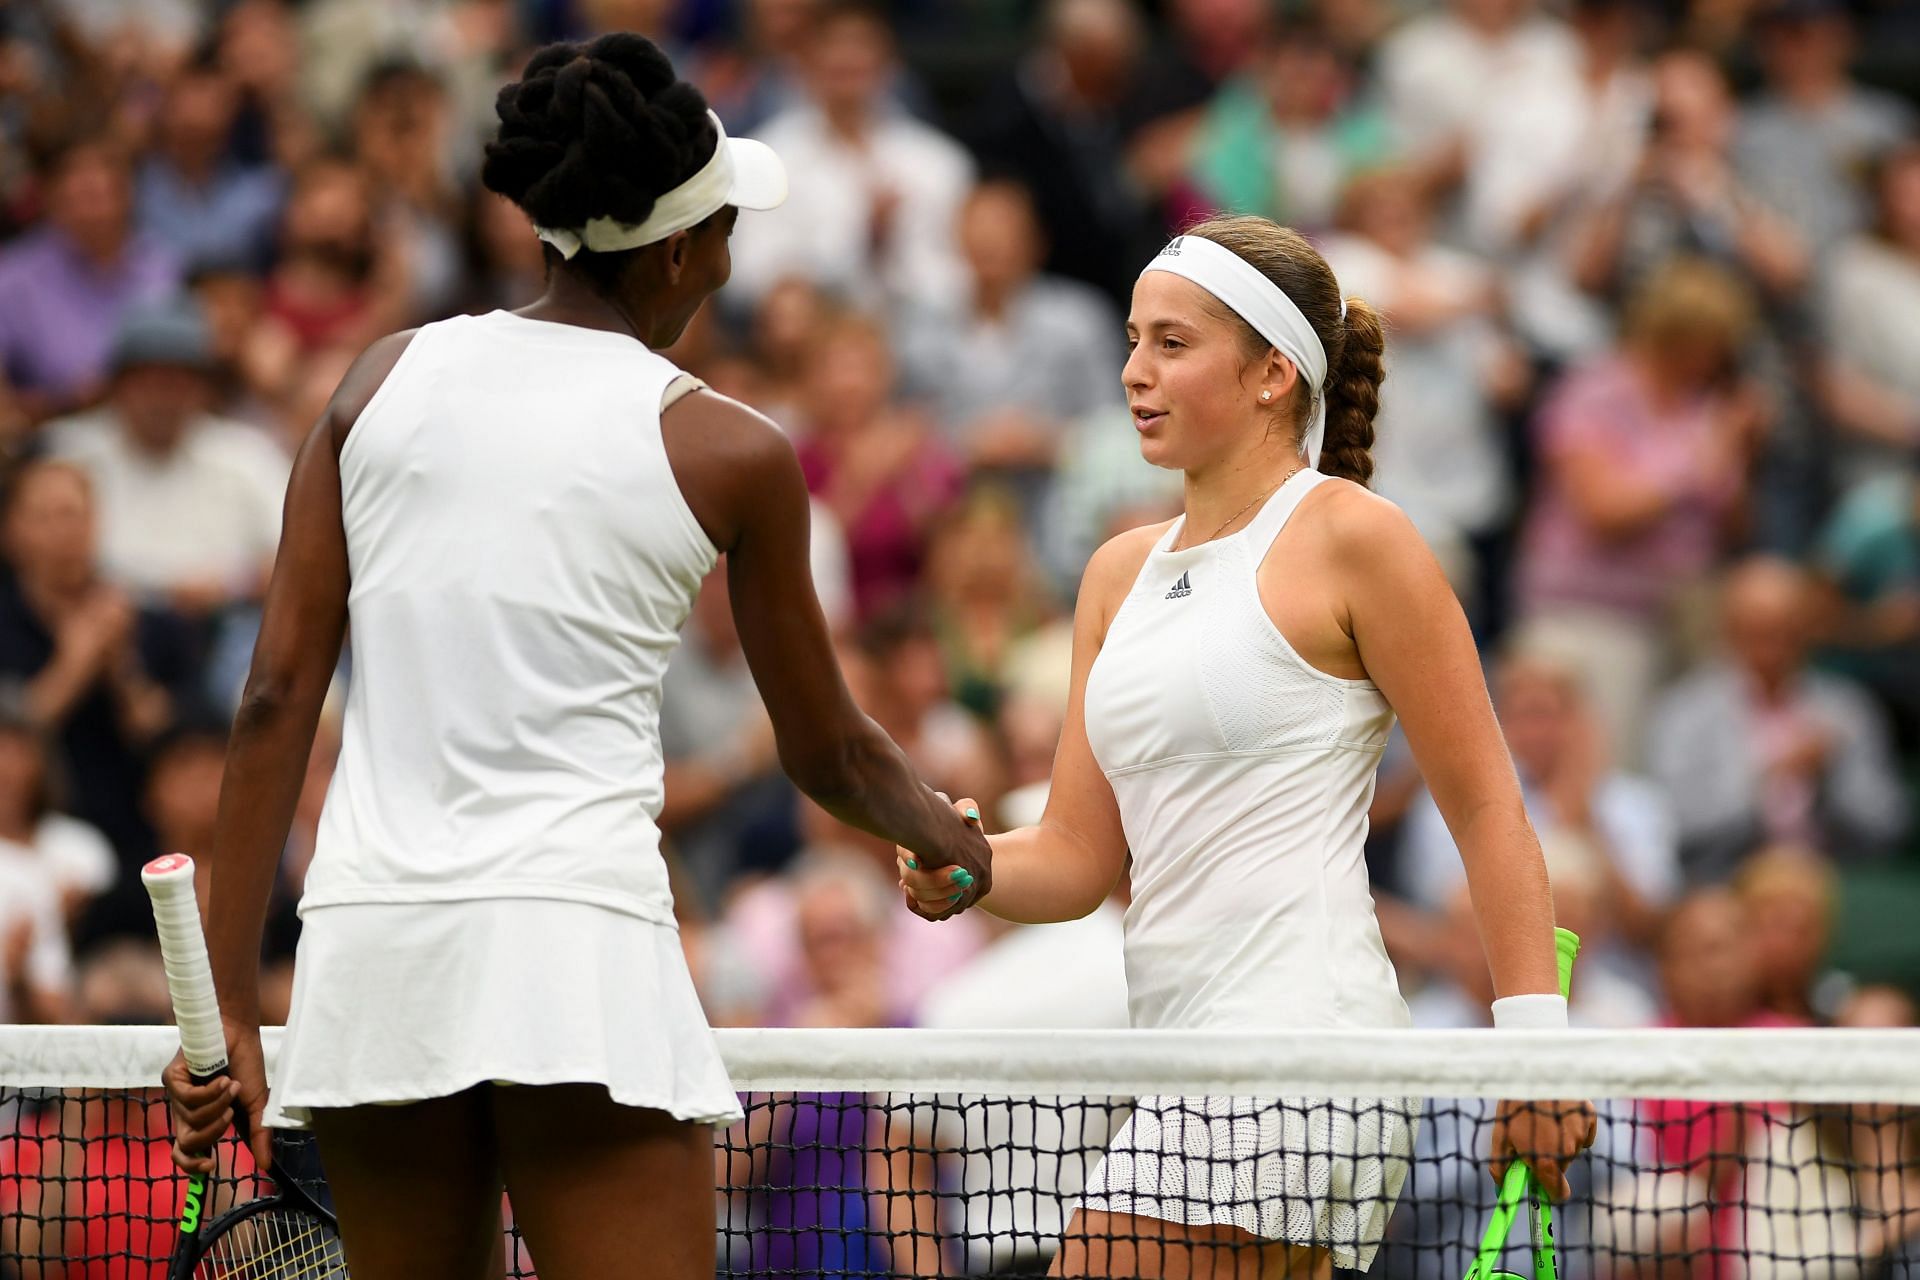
[536,110,787,259]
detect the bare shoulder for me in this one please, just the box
[1301,479,1456,632]
[1304,477,1427,565]
[325,329,421,447]
[660,385,779,445]
[662,387,793,470]
[661,388,805,553]
[1078,520,1172,631]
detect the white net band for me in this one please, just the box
[6,1024,1918,1101]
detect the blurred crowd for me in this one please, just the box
[0,0,1917,1266]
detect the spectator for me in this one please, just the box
[0,711,116,924]
[958,0,1165,304]
[691,0,820,135]
[721,798,986,1031]
[1135,0,1272,115]
[45,302,289,620]
[660,567,796,911]
[1464,0,1650,261]
[141,718,226,879]
[850,614,1003,809]
[719,1086,892,1277]
[184,257,281,426]
[0,460,192,872]
[1588,889,1827,1279]
[294,0,469,134]
[1731,845,1836,1024]
[0,836,73,1024]
[269,345,360,464]
[787,851,898,1027]
[1321,166,1525,600]
[74,937,171,1026]
[726,0,974,315]
[1569,49,1810,304]
[1735,0,1915,260]
[792,312,963,622]
[214,0,317,173]
[1396,646,1677,1000]
[920,486,1062,722]
[1375,0,1582,209]
[1647,557,1910,880]
[713,855,904,1273]
[746,277,832,429]
[136,55,286,271]
[1512,258,1763,760]
[0,139,180,421]
[1182,19,1394,238]
[350,59,466,320]
[1817,142,1920,491]
[898,180,1121,476]
[1467,0,1652,362]
[1809,442,1920,746]
[1830,985,1920,1272]
[257,157,411,367]
[995,689,1067,830]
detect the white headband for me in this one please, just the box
[1141,235,1343,469]
[534,110,786,258]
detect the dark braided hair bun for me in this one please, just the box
[482,33,716,232]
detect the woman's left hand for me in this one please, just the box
[1490,1097,1598,1201]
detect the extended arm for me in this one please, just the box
[896,528,1143,924]
[663,391,992,901]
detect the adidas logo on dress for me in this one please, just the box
[1165,571,1192,600]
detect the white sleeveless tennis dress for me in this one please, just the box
[1079,468,1418,1270]
[264,310,742,1130]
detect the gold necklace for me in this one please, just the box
[1201,464,1303,543]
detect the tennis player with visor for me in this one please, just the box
[161,35,993,1280]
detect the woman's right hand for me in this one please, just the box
[162,1022,274,1175]
[897,797,989,922]
[1490,1097,1598,1201]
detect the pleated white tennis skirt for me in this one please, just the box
[1082,1093,1421,1272]
[263,898,743,1131]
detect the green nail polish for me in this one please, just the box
[965,807,980,821]
[950,869,971,883]
[906,859,918,870]
[948,893,963,903]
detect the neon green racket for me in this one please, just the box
[1463,927,1581,1280]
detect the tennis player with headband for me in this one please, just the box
[899,218,1598,1278]
[159,35,991,1280]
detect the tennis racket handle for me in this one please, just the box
[141,854,229,1080]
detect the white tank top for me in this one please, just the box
[1083,469,1410,1032]
[301,311,717,926]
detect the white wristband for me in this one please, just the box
[1491,994,1569,1030]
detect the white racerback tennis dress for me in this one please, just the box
[266,310,742,1130]
[1079,468,1417,1269]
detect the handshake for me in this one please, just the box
[895,794,992,923]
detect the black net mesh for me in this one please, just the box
[2,1088,1917,1278]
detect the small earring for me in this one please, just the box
[1261,390,1272,401]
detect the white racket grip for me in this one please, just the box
[141,854,229,1079]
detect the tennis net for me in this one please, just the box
[0,1024,1915,1277]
